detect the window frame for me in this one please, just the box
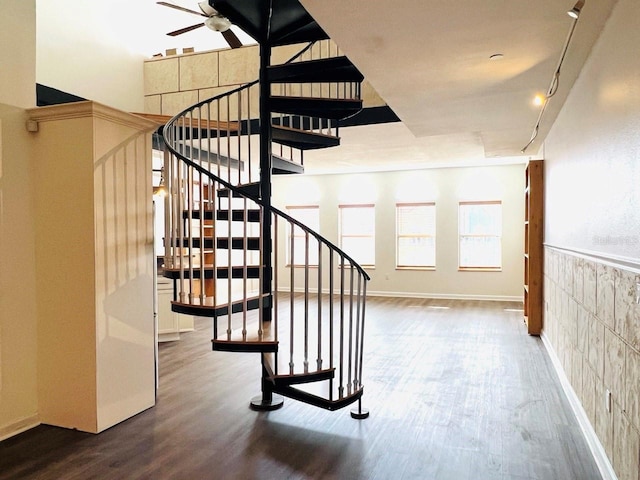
[458,200,503,271]
[338,204,376,268]
[395,202,436,270]
[285,205,320,268]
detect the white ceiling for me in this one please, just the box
[142,0,617,173]
[297,0,617,172]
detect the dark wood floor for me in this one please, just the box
[0,297,601,480]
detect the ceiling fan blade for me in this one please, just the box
[157,2,205,17]
[167,22,205,36]
[222,29,243,49]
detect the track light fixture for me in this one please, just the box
[521,0,586,153]
[567,0,585,19]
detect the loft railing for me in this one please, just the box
[160,40,369,407]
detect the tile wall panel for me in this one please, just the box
[544,247,640,480]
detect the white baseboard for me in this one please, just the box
[366,290,523,302]
[0,414,40,442]
[540,332,618,480]
[279,287,522,303]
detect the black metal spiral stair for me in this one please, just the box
[160,0,370,418]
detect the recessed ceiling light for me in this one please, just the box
[489,53,504,61]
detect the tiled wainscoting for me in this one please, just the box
[543,246,640,480]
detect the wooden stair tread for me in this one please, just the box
[212,320,277,353]
[171,294,272,318]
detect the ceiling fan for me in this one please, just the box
[157,1,242,49]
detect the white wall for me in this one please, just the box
[544,0,640,262]
[0,0,36,108]
[36,0,145,112]
[273,164,525,300]
[542,1,640,478]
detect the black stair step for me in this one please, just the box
[216,209,261,222]
[218,182,260,199]
[270,96,362,120]
[272,125,340,150]
[163,265,262,280]
[171,237,215,249]
[212,339,279,353]
[272,154,304,175]
[217,237,261,250]
[267,56,364,84]
[271,368,336,387]
[271,19,328,47]
[170,293,271,318]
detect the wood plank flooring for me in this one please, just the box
[0,297,602,479]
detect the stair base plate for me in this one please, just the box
[250,394,284,411]
[350,406,370,420]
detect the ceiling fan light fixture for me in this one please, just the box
[205,14,231,32]
[198,1,217,16]
[567,0,585,19]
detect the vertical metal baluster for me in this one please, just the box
[317,242,322,370]
[241,195,247,341]
[237,90,242,186]
[187,166,194,304]
[177,123,186,304]
[354,273,362,390]
[348,264,354,395]
[258,205,264,339]
[289,221,295,374]
[339,254,345,398]
[358,280,367,390]
[303,231,309,373]
[187,112,195,304]
[329,248,334,401]
[217,100,221,179]
[227,96,231,185]
[247,86,252,183]
[273,215,278,352]
[163,148,171,272]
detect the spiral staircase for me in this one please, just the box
[160,0,370,418]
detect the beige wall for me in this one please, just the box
[144,42,386,117]
[0,0,35,108]
[0,104,39,440]
[273,164,525,300]
[543,0,640,478]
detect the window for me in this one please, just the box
[286,206,319,266]
[339,204,375,267]
[458,201,502,270]
[396,203,436,269]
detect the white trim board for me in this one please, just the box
[0,415,40,442]
[540,332,618,480]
